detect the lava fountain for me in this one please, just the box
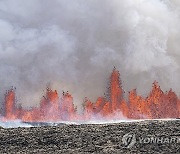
[1,68,180,122]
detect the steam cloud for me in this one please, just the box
[0,0,180,109]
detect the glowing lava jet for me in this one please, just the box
[1,68,180,122]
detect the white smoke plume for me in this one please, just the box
[0,0,180,109]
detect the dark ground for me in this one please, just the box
[0,120,179,153]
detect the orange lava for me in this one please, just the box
[1,68,180,122]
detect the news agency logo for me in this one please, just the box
[122,132,136,148]
[122,132,180,148]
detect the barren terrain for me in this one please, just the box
[0,120,179,153]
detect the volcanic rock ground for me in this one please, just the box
[0,120,179,153]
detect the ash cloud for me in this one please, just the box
[0,0,180,108]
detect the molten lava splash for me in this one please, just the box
[1,68,180,122]
[4,89,16,120]
[109,69,123,112]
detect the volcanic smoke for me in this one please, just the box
[1,68,179,122]
[0,0,180,122]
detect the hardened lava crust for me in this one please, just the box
[0,120,179,153]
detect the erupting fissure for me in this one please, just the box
[1,68,180,122]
